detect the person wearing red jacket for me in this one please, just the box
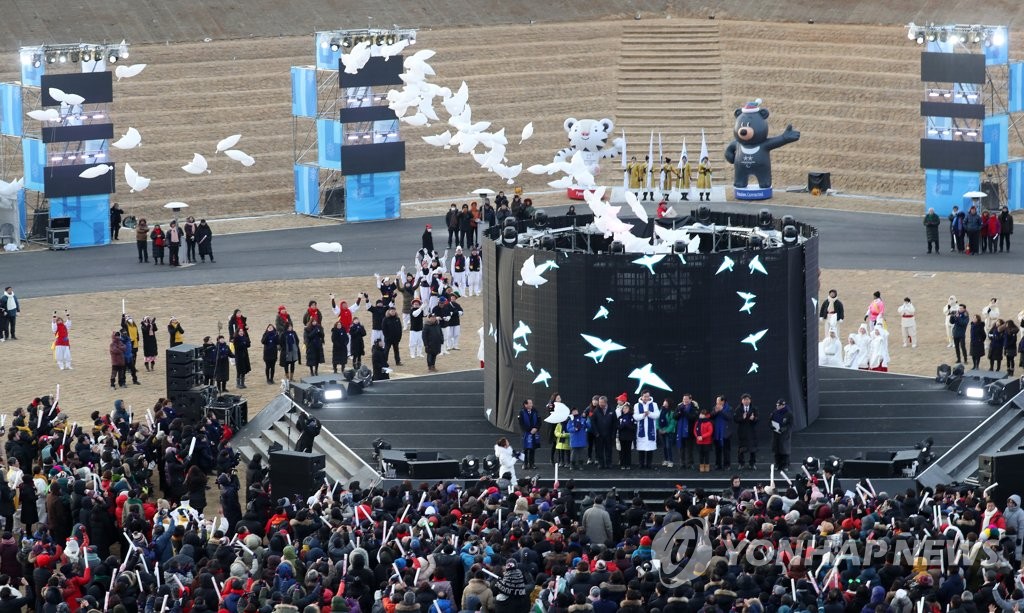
[986,213,1001,253]
[61,563,91,613]
[693,408,714,473]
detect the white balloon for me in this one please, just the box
[624,191,649,223]
[0,177,24,197]
[182,153,209,175]
[401,113,428,127]
[215,134,242,154]
[408,49,436,63]
[442,82,468,117]
[27,109,60,122]
[62,93,85,106]
[124,163,151,193]
[111,127,142,150]
[341,41,373,74]
[548,176,575,189]
[310,242,343,253]
[421,130,452,148]
[78,165,113,179]
[377,39,410,60]
[520,122,534,144]
[224,149,255,167]
[114,63,147,81]
[47,87,67,103]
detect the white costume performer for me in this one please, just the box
[449,247,468,294]
[408,302,424,358]
[467,248,483,297]
[852,324,871,369]
[494,442,517,483]
[868,322,890,370]
[983,299,1001,331]
[943,296,957,348]
[633,397,660,452]
[51,317,72,370]
[818,328,843,367]
[897,299,917,348]
[843,335,862,369]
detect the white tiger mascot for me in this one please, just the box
[553,118,625,173]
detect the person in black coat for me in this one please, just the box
[195,218,215,262]
[232,329,252,389]
[217,472,242,538]
[213,335,233,392]
[988,321,1005,372]
[422,315,444,372]
[279,324,301,380]
[330,321,349,373]
[422,224,435,254]
[349,318,367,368]
[295,413,321,453]
[590,397,617,470]
[1002,320,1019,377]
[445,204,459,249]
[304,320,325,376]
[372,339,390,381]
[382,308,403,366]
[733,394,759,470]
[184,465,208,514]
[200,336,217,385]
[260,325,279,384]
[969,315,987,369]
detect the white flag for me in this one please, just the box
[645,131,654,189]
[700,129,709,163]
[678,139,688,171]
[621,130,628,190]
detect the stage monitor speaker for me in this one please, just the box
[207,395,249,430]
[981,180,1001,211]
[807,172,831,194]
[978,450,1024,503]
[323,187,346,217]
[841,459,895,478]
[49,216,71,230]
[31,211,49,239]
[271,450,327,498]
[171,385,214,423]
[408,458,461,480]
[380,449,411,476]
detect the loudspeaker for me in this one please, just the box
[841,459,896,478]
[978,451,1024,503]
[323,187,346,217]
[49,216,71,230]
[807,172,831,193]
[172,386,214,423]
[30,211,49,239]
[270,450,327,498]
[208,394,248,429]
[986,377,1023,406]
[981,180,1001,211]
[166,344,200,364]
[408,458,461,480]
[167,361,200,378]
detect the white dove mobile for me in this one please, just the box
[741,329,769,351]
[518,255,552,287]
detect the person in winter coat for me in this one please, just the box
[999,206,1014,252]
[616,396,636,470]
[227,309,248,340]
[970,315,987,369]
[217,472,242,538]
[304,320,325,376]
[195,218,214,262]
[200,335,217,385]
[964,205,983,254]
[233,328,252,389]
[261,324,280,384]
[382,308,403,366]
[275,305,293,336]
[582,497,614,546]
[1002,320,1019,377]
[213,335,233,392]
[656,398,677,468]
[734,393,759,470]
[140,315,159,371]
[184,465,208,514]
[694,407,714,472]
[989,320,1006,372]
[109,330,126,390]
[675,395,700,470]
[422,224,435,255]
[135,218,150,262]
[150,224,165,264]
[770,399,794,470]
[330,321,349,373]
[167,317,184,347]
[349,317,367,369]
[924,207,941,254]
[279,323,301,380]
[371,338,390,381]
[422,315,444,372]
[566,407,590,470]
[633,391,659,470]
[462,570,496,613]
[518,399,540,470]
[711,395,733,471]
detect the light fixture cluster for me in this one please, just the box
[926,126,980,138]
[926,89,979,101]
[317,27,417,53]
[907,23,1006,47]
[20,42,130,69]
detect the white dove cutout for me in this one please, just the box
[0,177,24,197]
[525,362,534,373]
[512,342,527,358]
[492,163,522,185]
[527,162,561,175]
[716,256,735,275]
[580,334,626,363]
[741,329,769,351]
[377,38,410,59]
[442,81,469,117]
[341,41,373,74]
[124,163,151,193]
[78,165,112,179]
[111,127,142,150]
[653,224,693,247]
[476,128,508,149]
[593,305,609,320]
[27,109,60,122]
[628,363,673,394]
[512,320,532,345]
[216,134,241,154]
[632,254,665,274]
[520,122,534,144]
[545,401,571,424]
[593,215,633,238]
[114,63,147,80]
[747,362,760,374]
[417,96,440,122]
[518,255,552,287]
[748,254,768,275]
[624,191,649,223]
[182,153,209,174]
[532,369,552,387]
[422,130,452,148]
[614,230,654,254]
[404,49,437,76]
[224,149,255,167]
[48,87,85,106]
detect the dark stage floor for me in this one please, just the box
[318,367,993,483]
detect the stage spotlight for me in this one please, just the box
[696,205,711,222]
[824,456,843,473]
[323,383,344,401]
[69,50,80,63]
[32,55,41,68]
[502,216,517,228]
[804,456,820,473]
[949,33,960,45]
[58,52,67,63]
[927,30,938,43]
[482,455,499,476]
[533,211,548,226]
[610,241,625,254]
[972,30,982,44]
[757,208,773,229]
[993,30,1006,46]
[343,37,353,48]
[461,455,481,478]
[782,225,799,245]
[330,38,341,52]
[108,52,119,63]
[673,240,688,253]
[963,385,984,399]
[936,363,951,383]
[916,32,925,45]
[747,235,763,250]
[781,214,795,227]
[539,236,555,250]
[939,30,948,43]
[501,226,518,247]
[372,438,392,461]
[81,48,92,62]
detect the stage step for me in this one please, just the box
[921,391,1024,482]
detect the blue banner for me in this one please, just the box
[17,189,26,239]
[315,36,342,71]
[1009,160,1024,211]
[294,164,319,214]
[1010,63,1024,114]
[291,67,317,118]
[0,83,22,136]
[48,194,110,248]
[345,172,401,222]
[984,114,1009,166]
[925,169,979,216]
[21,60,43,88]
[22,138,45,192]
[986,28,1009,65]
[317,119,342,170]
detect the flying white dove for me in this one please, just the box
[78,165,112,179]
[417,96,440,122]
[737,291,756,301]
[525,362,534,373]
[581,334,626,363]
[518,255,551,287]
[492,163,522,185]
[739,301,756,314]
[748,254,768,275]
[632,254,665,275]
[422,130,452,148]
[741,329,769,351]
[442,81,469,117]
[627,363,673,394]
[624,191,649,222]
[224,149,256,167]
[593,305,609,320]
[114,63,147,80]
[111,127,141,150]
[527,162,562,175]
[27,109,60,122]
[124,163,151,193]
[182,153,210,174]
[533,369,552,387]
[477,128,508,149]
[716,256,735,275]
[404,49,437,77]
[545,402,571,424]
[47,87,84,105]
[747,362,760,374]
[548,176,575,189]
[0,177,24,197]
[512,342,527,358]
[512,321,532,345]
[377,38,410,60]
[520,122,534,144]
[216,134,242,154]
[402,113,429,127]
[653,224,693,246]
[593,215,634,238]
[341,41,373,74]
[606,297,615,303]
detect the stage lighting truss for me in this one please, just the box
[20,43,130,70]
[906,23,1007,48]
[316,27,417,55]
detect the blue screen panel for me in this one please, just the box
[22,138,45,192]
[291,67,317,118]
[984,114,1009,166]
[1010,63,1024,114]
[986,28,1010,66]
[21,60,43,88]
[0,84,23,136]
[315,36,342,71]
[345,172,400,222]
[294,164,319,214]
[48,194,110,248]
[317,119,342,170]
[1009,160,1024,212]
[925,169,979,216]
[17,189,26,239]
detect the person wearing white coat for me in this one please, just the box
[868,321,891,371]
[818,328,843,367]
[897,298,917,348]
[943,295,958,348]
[983,298,1001,331]
[494,437,517,483]
[843,334,862,369]
[852,323,871,369]
[633,391,660,470]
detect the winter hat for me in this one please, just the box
[616,393,628,403]
[784,510,799,525]
[741,99,764,114]
[962,592,974,602]
[894,590,908,601]
[639,536,652,547]
[425,224,431,230]
[595,560,607,571]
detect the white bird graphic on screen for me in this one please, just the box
[627,363,673,394]
[581,334,626,363]
[741,329,769,351]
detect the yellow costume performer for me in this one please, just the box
[678,158,692,199]
[660,160,678,196]
[627,158,643,190]
[697,157,712,202]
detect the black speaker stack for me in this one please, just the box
[978,450,1024,503]
[322,187,346,217]
[807,172,831,194]
[270,449,326,498]
[166,344,209,423]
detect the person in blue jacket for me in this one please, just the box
[949,303,969,364]
[711,394,733,471]
[517,399,540,470]
[566,406,590,470]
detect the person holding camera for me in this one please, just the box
[51,310,72,370]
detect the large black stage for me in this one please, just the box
[318,366,993,484]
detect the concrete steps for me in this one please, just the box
[923,392,1024,482]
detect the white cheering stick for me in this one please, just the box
[865,479,877,497]
[808,574,821,595]
[770,464,776,489]
[135,570,143,591]
[159,594,169,613]
[104,593,111,611]
[399,504,411,524]
[779,471,793,486]
[791,578,797,599]
[471,518,476,532]
[919,495,931,512]
[553,463,559,487]
[414,567,421,585]
[174,574,185,595]
[155,561,161,588]
[425,522,434,540]
[983,482,999,497]
[828,475,834,495]
[481,568,501,580]
[434,600,444,613]
[396,538,406,556]
[393,562,402,579]
[713,505,720,526]
[802,465,814,482]
[498,508,502,526]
